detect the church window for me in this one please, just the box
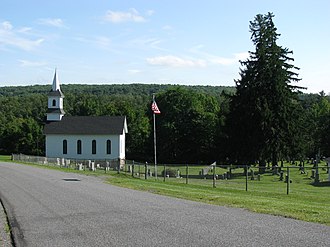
[52,99,56,107]
[77,140,82,154]
[63,140,67,154]
[92,140,96,154]
[106,140,111,154]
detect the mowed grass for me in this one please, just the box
[0,155,329,225]
[0,155,12,162]
[107,163,330,226]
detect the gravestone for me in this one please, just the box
[325,158,330,181]
[311,170,315,178]
[279,171,284,181]
[228,168,232,178]
[105,161,110,171]
[250,169,255,180]
[90,161,95,171]
[176,169,180,178]
[285,174,292,183]
[77,163,83,170]
[299,162,305,174]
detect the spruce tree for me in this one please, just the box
[226,13,304,169]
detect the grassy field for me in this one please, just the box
[108,163,330,226]
[1,155,329,225]
[0,155,12,162]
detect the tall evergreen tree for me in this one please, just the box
[226,13,304,168]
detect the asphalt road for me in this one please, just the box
[0,162,329,247]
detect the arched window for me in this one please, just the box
[63,140,67,154]
[92,140,96,154]
[52,99,56,107]
[77,140,82,154]
[106,140,111,154]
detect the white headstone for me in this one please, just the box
[176,170,180,178]
[90,162,95,171]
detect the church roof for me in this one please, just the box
[47,108,65,114]
[48,90,64,97]
[44,116,128,135]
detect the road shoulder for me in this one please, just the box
[0,199,13,247]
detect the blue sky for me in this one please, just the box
[0,0,329,93]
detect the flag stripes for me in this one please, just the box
[151,101,161,114]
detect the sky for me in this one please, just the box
[0,0,329,94]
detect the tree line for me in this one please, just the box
[0,83,329,164]
[0,13,329,165]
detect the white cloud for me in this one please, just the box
[0,21,44,51]
[189,45,249,66]
[211,52,249,65]
[19,59,47,67]
[147,55,206,68]
[2,21,13,30]
[104,8,146,23]
[37,18,66,28]
[128,69,141,74]
[130,37,162,49]
[234,52,250,61]
[162,25,172,31]
[146,10,155,16]
[95,36,111,49]
[17,27,33,33]
[75,35,116,52]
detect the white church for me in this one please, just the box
[44,70,128,161]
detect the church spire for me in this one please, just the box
[47,69,65,121]
[52,68,61,92]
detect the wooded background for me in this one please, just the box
[0,83,329,164]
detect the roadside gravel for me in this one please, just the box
[0,200,12,247]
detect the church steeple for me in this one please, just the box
[47,69,65,121]
[52,68,61,91]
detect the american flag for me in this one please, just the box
[151,101,161,114]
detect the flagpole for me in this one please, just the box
[153,94,158,179]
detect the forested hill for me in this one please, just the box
[0,84,235,97]
[1,82,329,163]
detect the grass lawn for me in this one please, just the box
[1,155,329,226]
[0,155,12,162]
[107,167,330,226]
